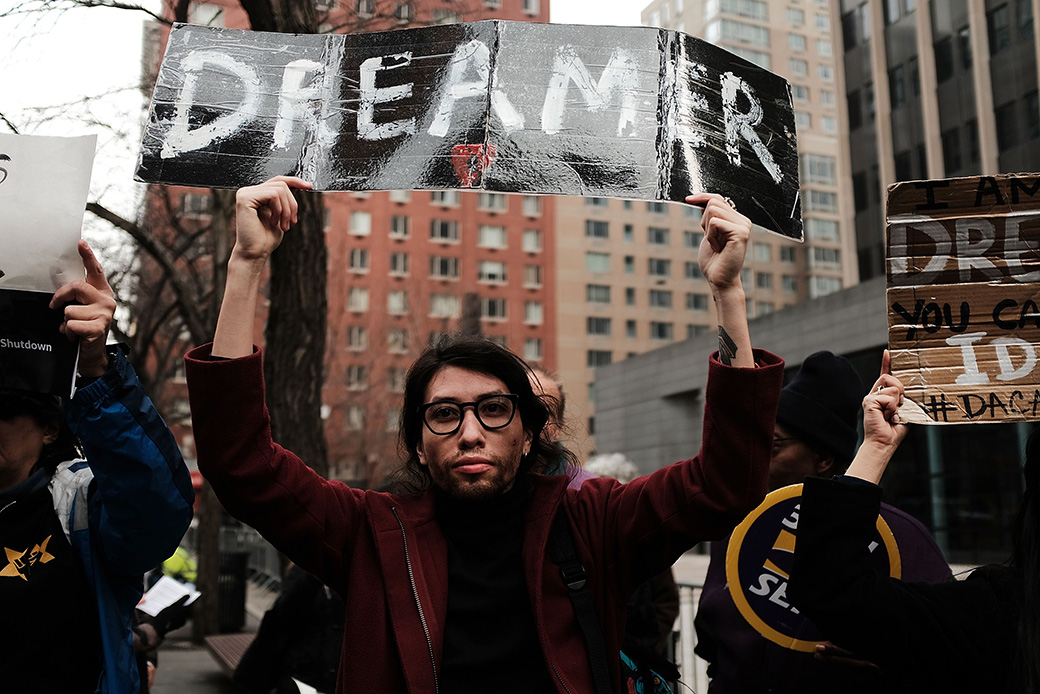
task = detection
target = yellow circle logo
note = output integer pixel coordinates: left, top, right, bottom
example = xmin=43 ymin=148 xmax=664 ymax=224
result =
xmin=725 ymin=484 xmax=900 ymax=652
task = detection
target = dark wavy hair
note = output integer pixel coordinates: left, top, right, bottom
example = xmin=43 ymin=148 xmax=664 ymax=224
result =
xmin=388 ymin=334 xmax=564 ymax=494
xmin=1013 ymin=429 xmax=1040 ymax=693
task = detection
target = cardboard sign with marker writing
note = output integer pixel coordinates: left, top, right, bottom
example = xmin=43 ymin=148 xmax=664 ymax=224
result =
xmin=136 ymin=21 xmax=802 ymax=239
xmin=887 ymin=174 xmax=1040 ymax=423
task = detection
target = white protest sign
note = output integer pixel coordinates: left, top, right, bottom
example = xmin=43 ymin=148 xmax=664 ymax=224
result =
xmin=0 ymin=133 xmax=97 ymax=292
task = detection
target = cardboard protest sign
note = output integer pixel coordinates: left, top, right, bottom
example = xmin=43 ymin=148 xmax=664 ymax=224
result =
xmin=136 ymin=21 xmax=802 ymax=239
xmin=0 ymin=133 xmax=95 ymax=396
xmin=887 ymin=174 xmax=1040 ymax=423
xmin=726 ymin=485 xmax=900 ymax=652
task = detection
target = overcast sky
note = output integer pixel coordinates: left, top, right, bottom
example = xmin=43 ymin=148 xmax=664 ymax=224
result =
xmin=552 ymin=0 xmax=642 ymax=25
xmin=0 ymin=1 xmax=644 ymax=217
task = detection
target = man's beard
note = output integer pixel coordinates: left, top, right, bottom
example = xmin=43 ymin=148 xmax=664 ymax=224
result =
xmin=429 ymin=457 xmax=521 ymax=500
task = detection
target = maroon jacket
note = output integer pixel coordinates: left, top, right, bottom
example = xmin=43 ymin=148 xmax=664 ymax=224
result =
xmin=185 ymin=344 xmax=783 ymax=694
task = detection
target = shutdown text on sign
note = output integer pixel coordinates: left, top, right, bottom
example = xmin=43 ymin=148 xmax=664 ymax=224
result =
xmin=136 ymin=21 xmax=802 ymax=240
xmin=887 ymin=174 xmax=1040 ymax=423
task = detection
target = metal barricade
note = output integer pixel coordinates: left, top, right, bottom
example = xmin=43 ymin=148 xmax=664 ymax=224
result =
xmin=674 ymin=581 xmax=710 ymax=694
xmin=220 ymin=525 xmax=283 ymax=596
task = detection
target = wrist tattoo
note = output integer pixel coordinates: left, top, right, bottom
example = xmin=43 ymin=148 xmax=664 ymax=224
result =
xmin=718 ymin=325 xmax=737 ymax=365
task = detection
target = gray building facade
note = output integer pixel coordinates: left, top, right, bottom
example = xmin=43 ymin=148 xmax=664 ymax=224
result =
xmin=594 ymin=277 xmax=1030 ymax=564
xmin=843 ymin=0 xmax=1040 ymax=281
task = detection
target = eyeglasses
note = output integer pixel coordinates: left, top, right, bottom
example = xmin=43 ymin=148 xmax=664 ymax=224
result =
xmin=771 ymin=436 xmax=798 ymax=455
xmin=420 ymin=393 xmax=519 ymax=436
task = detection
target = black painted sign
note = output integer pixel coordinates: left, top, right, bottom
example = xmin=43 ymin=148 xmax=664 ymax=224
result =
xmin=0 ymin=289 xmax=78 ymax=397
xmin=137 ymin=21 xmax=802 ymax=239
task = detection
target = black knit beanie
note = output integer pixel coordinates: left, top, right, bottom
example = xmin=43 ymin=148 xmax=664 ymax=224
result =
xmin=0 ymin=388 xmax=64 ymax=423
xmin=776 ymin=351 xmax=864 ymax=465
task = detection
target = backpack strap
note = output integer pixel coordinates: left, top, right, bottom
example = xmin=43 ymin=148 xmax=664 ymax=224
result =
xmin=546 ymin=507 xmax=616 ymax=694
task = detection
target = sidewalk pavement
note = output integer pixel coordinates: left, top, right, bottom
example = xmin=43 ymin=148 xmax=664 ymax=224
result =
xmin=150 ymin=640 xmax=240 ymax=694
xmin=150 ymin=581 xmax=275 ymax=694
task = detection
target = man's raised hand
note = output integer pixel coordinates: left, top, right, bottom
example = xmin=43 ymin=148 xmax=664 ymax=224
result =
xmin=213 ymin=176 xmax=311 ymax=359
xmin=689 ymin=192 xmax=751 ymax=293
xmin=232 ymin=176 xmax=312 ymax=266
xmin=687 ymin=192 xmax=754 ymax=367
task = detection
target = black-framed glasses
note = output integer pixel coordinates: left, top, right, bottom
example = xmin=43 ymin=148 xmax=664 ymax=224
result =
xmin=420 ymin=393 xmax=519 ymax=436
xmin=771 ymin=436 xmax=798 ymax=455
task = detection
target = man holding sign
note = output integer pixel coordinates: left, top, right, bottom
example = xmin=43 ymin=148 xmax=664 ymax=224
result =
xmin=185 ymin=176 xmax=783 ymax=693
xmin=783 ymin=173 xmax=1040 ymax=692
xmin=789 ymin=356 xmax=1028 ymax=692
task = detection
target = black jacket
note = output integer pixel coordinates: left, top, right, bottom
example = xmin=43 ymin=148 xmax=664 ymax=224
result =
xmin=235 ymin=566 xmax=345 ymax=694
xmin=790 ymin=476 xmax=1019 ymax=693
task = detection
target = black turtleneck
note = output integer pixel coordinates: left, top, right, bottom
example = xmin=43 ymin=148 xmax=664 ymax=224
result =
xmin=436 ymin=481 xmax=554 ymax=693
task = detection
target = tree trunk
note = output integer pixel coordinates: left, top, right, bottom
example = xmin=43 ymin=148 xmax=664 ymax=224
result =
xmin=191 ymin=188 xmax=235 ymax=642
xmin=263 ymin=192 xmax=329 ymax=478
xmin=459 ymin=292 xmax=482 ymax=336
xmin=192 ymin=482 xmax=222 ymax=642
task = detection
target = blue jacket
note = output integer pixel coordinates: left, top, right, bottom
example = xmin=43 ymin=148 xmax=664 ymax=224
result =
xmin=51 ymin=348 xmax=194 ymax=694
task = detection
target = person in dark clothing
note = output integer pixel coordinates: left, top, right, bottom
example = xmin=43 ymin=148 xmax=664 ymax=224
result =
xmin=790 ymin=352 xmax=1032 ymax=694
xmin=133 ymin=595 xmax=192 ymax=692
xmin=585 ymin=453 xmax=681 ymax=660
xmin=185 ymin=177 xmax=784 ymax=694
xmin=0 ymin=241 xmax=194 ymax=694
xmin=695 ymin=351 xmax=950 ymax=694
xmin=529 ymin=367 xmax=596 ymax=489
xmin=585 ymin=453 xmax=682 ymax=690
xmin=235 ymin=565 xmax=345 ymax=694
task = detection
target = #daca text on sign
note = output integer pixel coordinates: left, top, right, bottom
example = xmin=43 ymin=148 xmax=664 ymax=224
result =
xmin=887 ymin=174 xmax=1040 ymax=423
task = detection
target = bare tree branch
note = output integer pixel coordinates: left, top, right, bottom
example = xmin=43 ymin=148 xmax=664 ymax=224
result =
xmin=0 ymin=0 xmax=172 ymax=24
xmin=85 ymin=200 xmax=210 ymax=343
xmin=0 ymin=113 xmax=20 ymax=134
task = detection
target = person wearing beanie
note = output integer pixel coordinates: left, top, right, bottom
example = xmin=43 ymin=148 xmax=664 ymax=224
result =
xmin=768 ymin=351 xmax=865 ymax=490
xmin=694 ymin=351 xmax=952 ymax=694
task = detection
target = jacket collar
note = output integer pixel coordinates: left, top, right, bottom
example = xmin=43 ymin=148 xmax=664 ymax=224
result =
xmin=364 ymin=473 xmax=572 ymax=692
